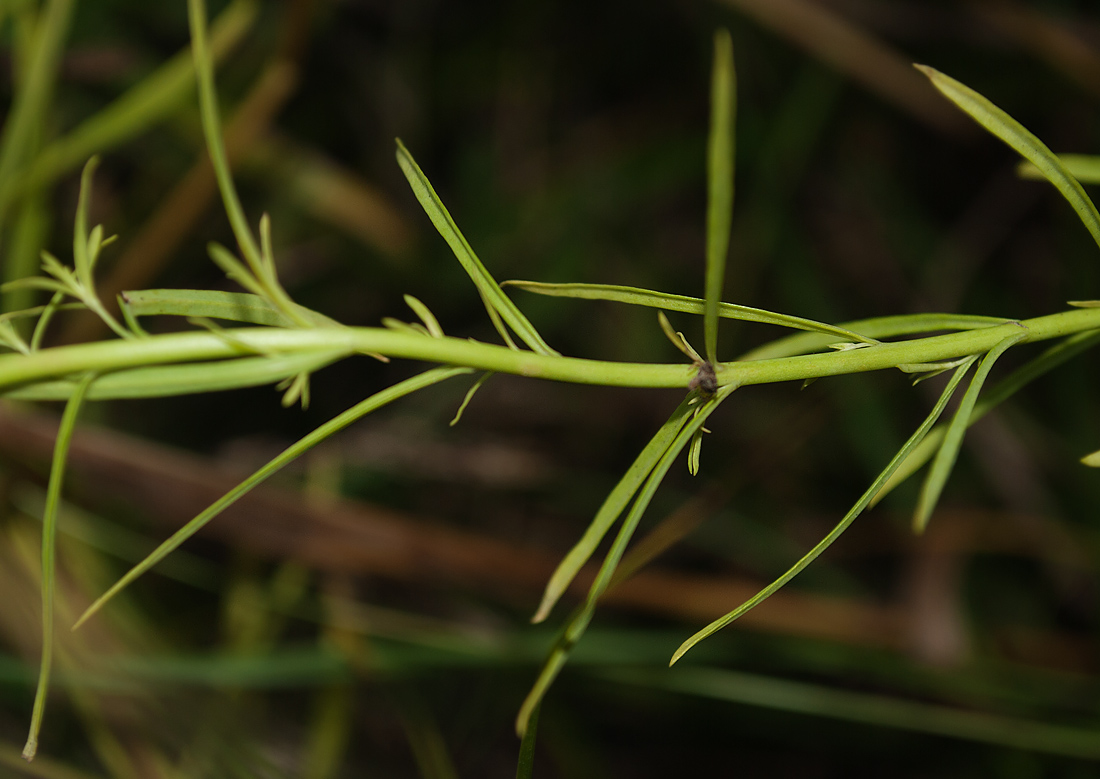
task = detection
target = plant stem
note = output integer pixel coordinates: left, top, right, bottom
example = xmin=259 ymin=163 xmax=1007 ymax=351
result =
xmin=0 ymin=309 xmax=1097 ymax=396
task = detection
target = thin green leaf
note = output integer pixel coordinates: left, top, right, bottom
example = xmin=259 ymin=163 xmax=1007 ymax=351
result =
xmin=518 ymin=389 xmax=730 ymax=735
xmin=657 ymin=311 xmax=704 ymax=363
xmin=30 ymin=291 xmax=67 ymax=351
xmin=704 ymin=29 xmax=735 ymax=365
xmin=687 ymin=428 xmax=703 ymax=475
xmin=913 ymin=329 xmax=1028 ymax=532
xmin=404 ymin=294 xmax=444 ymax=338
xmin=450 ymin=371 xmax=492 ymax=426
xmin=871 ymin=329 xmax=1100 ymax=506
xmin=72 ymin=157 xmax=98 ymax=287
xmin=72 ymin=366 xmax=471 ymax=629
xmin=1081 ymin=449 xmax=1100 ymax=467
xmin=506 ymin=281 xmax=879 ymax=346
xmin=394 ymin=139 xmax=558 ymax=356
xmin=740 ymin=313 xmax=1010 ymax=361
xmin=1018 ymin=154 xmax=1100 ymax=185
xmin=531 ymin=396 xmax=697 ymax=624
xmin=2 ymin=350 xmax=347 ymax=401
xmin=189 ymin=0 xmax=262 ymax=274
xmin=670 ymin=358 xmax=977 ymax=666
xmin=24 ymin=372 xmax=94 ymax=761
xmin=918 ymin=65 xmax=1100 ymax=252
xmin=122 ymin=288 xmax=341 ymax=328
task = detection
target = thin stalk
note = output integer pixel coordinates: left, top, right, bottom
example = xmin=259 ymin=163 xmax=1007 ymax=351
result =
xmin=0 ymin=308 xmax=1098 ymax=396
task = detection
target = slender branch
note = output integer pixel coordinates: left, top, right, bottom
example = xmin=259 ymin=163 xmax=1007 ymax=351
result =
xmin=0 ymin=308 xmax=1097 ymax=396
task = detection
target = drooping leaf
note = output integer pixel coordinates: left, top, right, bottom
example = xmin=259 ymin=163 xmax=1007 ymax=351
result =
xmin=669 ymin=357 xmax=976 ymax=666
xmin=918 ymin=65 xmax=1100 ymax=252
xmin=913 ymin=330 xmax=1027 ymax=532
xmin=24 ymin=372 xmax=94 ymax=761
xmin=73 ymin=366 xmax=471 ymax=629
xmin=519 ymin=389 xmax=731 ymax=735
xmin=531 ymin=396 xmax=696 ymax=624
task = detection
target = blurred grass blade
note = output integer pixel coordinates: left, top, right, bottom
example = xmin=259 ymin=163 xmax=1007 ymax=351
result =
xmin=531 ymin=396 xmax=696 ymax=624
xmin=506 ymin=281 xmax=878 ymax=345
xmin=1082 ymin=448 xmax=1100 ymax=467
xmin=607 ymin=666 xmax=1100 ymax=760
xmin=189 ymin=0 xmax=263 ymax=275
xmin=15 ymin=0 xmax=257 ymax=199
xmin=872 ymin=329 xmax=1100 ymax=505
xmin=519 ymin=389 xmax=731 ymax=735
xmin=515 ymin=702 xmax=539 ymax=778
xmin=913 ymin=330 xmax=1027 ymax=532
xmin=704 ymin=29 xmax=736 ymax=365
xmin=123 ymin=289 xmax=341 ymax=328
xmin=1018 ymin=154 xmax=1100 ymax=185
xmin=24 ymin=373 xmax=94 ymax=762
xmin=72 ymin=366 xmax=471 ymax=629
xmin=918 ymin=65 xmax=1100 ymax=251
xmin=395 ymin=139 xmax=558 ymax=356
xmin=670 ymin=358 xmax=976 ymax=666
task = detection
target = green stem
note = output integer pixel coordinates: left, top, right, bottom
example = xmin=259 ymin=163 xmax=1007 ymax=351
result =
xmin=0 ymin=309 xmax=1098 ymax=395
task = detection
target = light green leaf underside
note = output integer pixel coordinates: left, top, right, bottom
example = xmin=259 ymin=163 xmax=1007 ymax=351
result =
xmin=519 ymin=388 xmax=731 ymax=736
xmin=395 ymin=139 xmax=558 ymax=357
xmin=73 ymin=366 xmax=470 ymax=630
xmin=505 ymin=281 xmax=879 ymax=346
xmin=1018 ymin=155 xmax=1100 ymax=185
xmin=913 ymin=330 xmax=1027 ymax=532
xmin=870 ymin=329 xmax=1100 ymax=506
xmin=2 ymin=350 xmax=346 ymax=401
xmin=704 ymin=29 xmax=735 ymax=365
xmin=123 ymin=289 xmax=341 ymax=328
xmin=918 ymin=65 xmax=1100 ymax=252
xmin=669 ymin=359 xmax=975 ymax=666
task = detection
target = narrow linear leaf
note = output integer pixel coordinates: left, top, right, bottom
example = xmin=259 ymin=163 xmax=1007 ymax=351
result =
xmin=657 ymin=311 xmax=703 ymax=363
xmin=1081 ymin=449 xmax=1100 ymax=467
xmin=395 ymin=139 xmax=558 ymax=356
xmin=24 ymin=372 xmax=94 ymax=761
xmin=918 ymin=65 xmax=1100 ymax=251
xmin=450 ymin=371 xmax=492 ymax=426
xmin=404 ymin=294 xmax=444 ymax=338
xmin=518 ymin=389 xmax=731 ymax=735
xmin=122 ymin=288 xmax=340 ymax=328
xmin=913 ymin=330 xmax=1028 ymax=532
xmin=72 ymin=157 xmax=98 ymax=286
xmin=670 ymin=358 xmax=976 ymax=666
xmin=531 ymin=396 xmax=696 ymax=624
xmin=72 ymin=366 xmax=470 ymax=629
xmin=189 ymin=0 xmax=262 ymax=273
xmin=871 ymin=329 xmax=1100 ymax=506
xmin=704 ymin=28 xmax=735 ymax=365
xmin=506 ymin=281 xmax=879 ymax=346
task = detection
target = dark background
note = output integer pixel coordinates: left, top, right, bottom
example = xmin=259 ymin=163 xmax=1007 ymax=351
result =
xmin=2 ymin=0 xmax=1100 ymax=776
